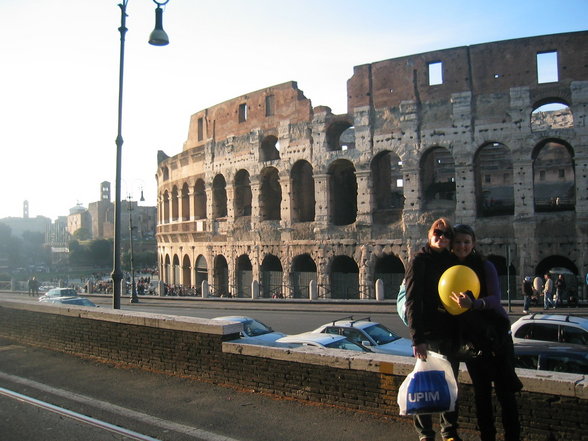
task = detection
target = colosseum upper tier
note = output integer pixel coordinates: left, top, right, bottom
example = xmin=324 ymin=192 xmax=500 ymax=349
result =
xmin=156 ymin=30 xmax=588 ymax=301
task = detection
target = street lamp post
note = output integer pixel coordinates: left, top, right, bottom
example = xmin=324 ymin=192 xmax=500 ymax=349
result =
xmin=112 ymin=0 xmax=170 ymax=309
xmin=128 ymin=195 xmax=138 ymax=303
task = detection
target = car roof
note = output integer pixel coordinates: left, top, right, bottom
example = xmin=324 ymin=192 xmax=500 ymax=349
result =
xmin=317 ymin=316 xmax=379 ymax=330
xmin=514 ymin=314 xmax=588 ymax=328
xmin=277 ymin=332 xmax=348 ymax=345
xmin=211 ymin=316 xmax=253 ymax=323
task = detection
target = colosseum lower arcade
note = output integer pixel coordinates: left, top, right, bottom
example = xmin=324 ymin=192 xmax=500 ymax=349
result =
xmin=155 ymin=31 xmax=588 ymax=303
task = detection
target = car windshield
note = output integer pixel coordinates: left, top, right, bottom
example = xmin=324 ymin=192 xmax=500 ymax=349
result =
xmin=363 ymin=324 xmax=401 ymax=345
xmin=243 ymin=320 xmax=273 ymax=337
xmin=325 ymin=339 xmax=368 ymax=351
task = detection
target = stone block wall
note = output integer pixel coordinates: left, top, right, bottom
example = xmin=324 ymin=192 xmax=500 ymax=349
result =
xmin=0 ymin=299 xmax=586 ymax=440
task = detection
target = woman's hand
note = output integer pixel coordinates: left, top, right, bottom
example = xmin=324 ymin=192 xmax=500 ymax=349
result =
xmin=413 ymin=343 xmax=428 ymax=360
xmin=450 ymin=291 xmax=473 ymax=309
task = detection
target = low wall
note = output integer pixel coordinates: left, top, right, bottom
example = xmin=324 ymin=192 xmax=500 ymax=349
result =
xmin=0 ymin=299 xmax=586 ymax=441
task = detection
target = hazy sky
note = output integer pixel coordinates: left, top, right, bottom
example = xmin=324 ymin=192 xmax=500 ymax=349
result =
xmin=0 ymin=0 xmax=586 ymax=221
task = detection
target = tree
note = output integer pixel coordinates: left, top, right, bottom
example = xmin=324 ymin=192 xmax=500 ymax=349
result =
xmin=73 ymin=228 xmax=91 ymax=241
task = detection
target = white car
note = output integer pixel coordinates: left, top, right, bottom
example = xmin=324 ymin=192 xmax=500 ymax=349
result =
xmin=312 ymin=317 xmax=413 ymax=356
xmin=511 ymin=313 xmax=588 ymax=346
xmin=276 ymin=332 xmax=371 ymax=352
xmin=39 ymin=296 xmax=98 ymax=307
xmin=212 ymin=316 xmax=286 ymax=345
xmin=38 ymin=287 xmax=78 ymax=301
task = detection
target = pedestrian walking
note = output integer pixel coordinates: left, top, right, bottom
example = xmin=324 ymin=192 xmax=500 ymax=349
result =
xmin=522 ymin=277 xmax=533 ymax=314
xmin=554 ymin=274 xmax=566 ymax=307
xmin=543 ymin=273 xmax=554 ymax=309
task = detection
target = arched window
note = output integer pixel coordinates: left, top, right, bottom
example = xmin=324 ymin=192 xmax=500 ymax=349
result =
xmin=195 ymin=255 xmax=208 ymax=291
xmin=182 ymin=254 xmax=191 ymax=288
xmin=194 ymin=179 xmax=207 ymax=220
xmin=531 ymin=100 xmax=573 ymax=132
xmin=474 ymin=142 xmax=514 ymax=217
xmin=212 ymin=174 xmax=228 ymax=219
xmin=291 ymin=254 xmax=317 ymax=299
xmin=171 ymin=186 xmax=179 ymax=221
xmin=261 ymin=255 xmax=283 ymax=298
xmin=213 ymin=255 xmax=229 ymax=297
xmin=290 ymin=160 xmax=315 ymax=223
xmin=374 ymin=255 xmax=405 ymax=299
xmin=260 ymin=135 xmax=280 ymax=162
xmin=326 ymin=121 xmax=355 ymax=151
xmin=421 ymin=147 xmax=456 ymax=210
xmin=234 ymin=169 xmax=252 ymax=218
xmin=329 ymin=159 xmax=357 ymax=226
xmin=236 ymin=255 xmax=253 ymax=298
xmin=330 ymin=256 xmax=359 ymax=299
xmin=259 ymin=167 xmax=281 ymax=221
xmin=181 ymin=183 xmax=190 ymax=221
xmin=162 ymin=190 xmax=170 ymax=223
xmin=533 ymin=139 xmax=575 ymax=212
xmin=371 ymin=151 xmax=404 ymax=224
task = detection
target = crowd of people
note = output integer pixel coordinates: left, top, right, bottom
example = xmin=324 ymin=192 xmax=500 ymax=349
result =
xmin=404 ymin=218 xmax=522 ymax=441
xmin=521 ymin=272 xmax=576 ymax=313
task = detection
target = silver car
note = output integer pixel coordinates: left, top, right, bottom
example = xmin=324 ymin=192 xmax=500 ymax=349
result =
xmin=312 ymin=317 xmax=413 ymax=356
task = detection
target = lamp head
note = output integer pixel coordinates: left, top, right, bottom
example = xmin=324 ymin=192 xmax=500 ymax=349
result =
xmin=148 ymin=5 xmax=169 ymax=46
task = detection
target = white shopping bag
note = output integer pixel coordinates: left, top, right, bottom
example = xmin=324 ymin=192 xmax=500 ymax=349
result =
xmin=397 ymin=351 xmax=458 ymax=415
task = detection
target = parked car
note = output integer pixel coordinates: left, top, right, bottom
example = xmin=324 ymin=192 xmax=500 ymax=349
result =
xmin=39 ymin=296 xmax=98 ymax=307
xmin=276 ymin=332 xmax=371 ymax=352
xmin=311 ymin=316 xmax=413 ymax=356
xmin=511 ymin=314 xmax=588 ymax=346
xmin=211 ymin=316 xmax=286 ymax=344
xmin=38 ymin=288 xmax=78 ymax=301
xmin=513 ymin=343 xmax=588 ymax=375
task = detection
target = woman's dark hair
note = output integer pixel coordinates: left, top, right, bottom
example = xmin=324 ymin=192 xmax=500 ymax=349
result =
xmin=453 ymin=224 xmax=476 ymax=242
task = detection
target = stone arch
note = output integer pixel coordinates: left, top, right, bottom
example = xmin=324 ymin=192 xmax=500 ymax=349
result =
xmin=163 ymin=254 xmax=171 ymax=284
xmin=374 ymin=254 xmax=405 ymax=299
xmin=260 ymin=135 xmax=280 ymax=162
xmin=371 ymin=150 xmax=404 ymax=224
xmin=213 ymin=255 xmax=229 ymax=297
xmin=212 ymin=174 xmax=228 ymax=219
xmin=171 ymin=186 xmax=179 ymax=221
xmin=535 ymin=255 xmax=579 ymax=303
xmin=259 ymin=167 xmax=281 ymax=221
xmin=532 ymin=139 xmax=575 ymax=212
xmin=181 ymin=182 xmax=190 ymax=221
xmin=162 ymin=190 xmax=170 ymax=223
xmin=474 ymin=142 xmax=514 ymax=217
xmin=194 ymin=179 xmax=207 ymax=220
xmin=531 ymin=99 xmax=573 ymax=132
xmin=182 ymin=254 xmax=191 ymax=287
xmin=330 ymin=255 xmax=359 ymax=299
xmin=236 ymin=254 xmax=253 ymax=297
xmin=328 ymin=159 xmax=357 ymax=226
xmin=326 ymin=119 xmax=355 ymax=151
xmin=291 ymin=253 xmax=317 ymax=299
xmin=290 ymin=160 xmax=315 ymax=223
xmin=260 ymin=254 xmax=283 ymax=298
xmin=234 ymin=169 xmax=252 ymax=218
xmin=420 ymin=146 xmax=456 ymax=210
xmin=195 ymin=254 xmax=208 ymax=291
xmin=172 ymin=254 xmax=180 ymax=285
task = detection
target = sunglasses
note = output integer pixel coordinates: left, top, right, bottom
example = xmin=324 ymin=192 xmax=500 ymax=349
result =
xmin=433 ymin=229 xmax=453 ymax=239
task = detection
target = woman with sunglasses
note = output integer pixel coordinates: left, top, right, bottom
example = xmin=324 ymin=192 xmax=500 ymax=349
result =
xmin=450 ymin=224 xmax=522 ymax=441
xmin=404 ymin=217 xmax=463 ymax=441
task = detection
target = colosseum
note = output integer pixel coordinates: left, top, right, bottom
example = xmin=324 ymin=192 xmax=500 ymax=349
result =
xmin=155 ymin=30 xmax=588 ymax=303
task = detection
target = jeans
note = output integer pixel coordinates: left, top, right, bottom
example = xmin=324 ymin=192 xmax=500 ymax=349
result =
xmin=544 ymin=291 xmax=554 ymax=309
xmin=523 ymin=296 xmax=531 ymax=312
xmin=413 ymin=341 xmax=460 ymax=440
xmin=466 ymin=340 xmax=521 ymax=441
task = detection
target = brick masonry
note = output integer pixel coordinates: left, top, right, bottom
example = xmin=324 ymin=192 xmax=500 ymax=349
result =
xmin=0 ymin=300 xmax=586 ymax=440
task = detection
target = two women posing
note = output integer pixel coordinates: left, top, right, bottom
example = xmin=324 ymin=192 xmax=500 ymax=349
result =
xmin=404 ymin=218 xmax=522 ymax=441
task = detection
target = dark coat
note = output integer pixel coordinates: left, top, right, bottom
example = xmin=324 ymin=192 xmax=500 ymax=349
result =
xmin=405 ymin=245 xmax=458 ymax=350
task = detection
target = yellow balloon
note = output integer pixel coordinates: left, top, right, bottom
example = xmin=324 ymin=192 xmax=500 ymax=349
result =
xmin=438 ymin=265 xmax=481 ymax=315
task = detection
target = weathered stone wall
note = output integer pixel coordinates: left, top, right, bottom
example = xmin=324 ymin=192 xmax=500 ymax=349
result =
xmin=156 ymin=31 xmax=588 ymax=301
xmin=0 ymin=300 xmax=586 ymax=441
